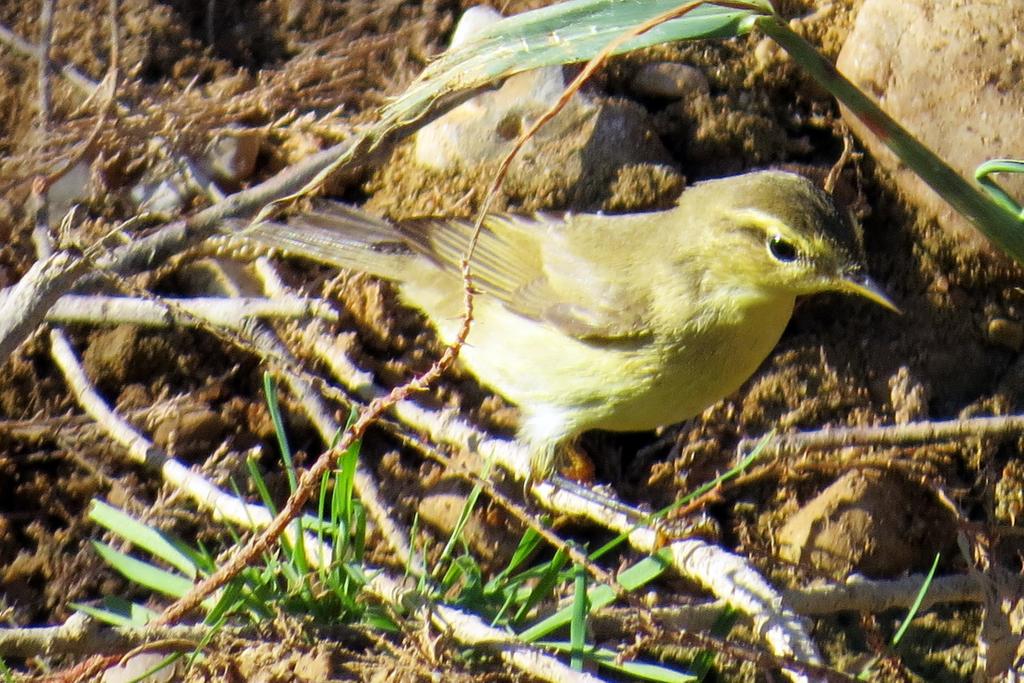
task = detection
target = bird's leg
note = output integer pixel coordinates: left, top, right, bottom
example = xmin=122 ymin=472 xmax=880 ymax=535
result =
xmin=557 ymin=439 xmax=596 ymax=483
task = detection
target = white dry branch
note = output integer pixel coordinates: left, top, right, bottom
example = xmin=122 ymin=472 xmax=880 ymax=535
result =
xmin=0 ymin=252 xmax=91 ymax=361
xmin=0 ymin=613 xmax=250 ymax=658
xmin=45 ymin=293 xmax=338 ymax=329
xmin=523 ymin=476 xmax=823 ymax=676
xmin=737 ymin=416 xmax=1024 ymax=454
xmin=786 ymin=572 xmax=982 ymax=615
xmin=592 ymin=573 xmax=984 ymax=637
xmin=47 ymin=264 xmax=420 ymax=575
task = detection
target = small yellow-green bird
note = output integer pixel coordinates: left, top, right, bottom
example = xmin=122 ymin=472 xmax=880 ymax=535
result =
xmin=246 ymin=171 xmax=896 ymax=477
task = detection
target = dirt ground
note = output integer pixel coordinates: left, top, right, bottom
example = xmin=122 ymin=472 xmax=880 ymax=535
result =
xmin=1 ymin=0 xmax=1021 ymax=680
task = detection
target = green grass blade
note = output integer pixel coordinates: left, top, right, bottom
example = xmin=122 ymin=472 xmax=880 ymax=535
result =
xmin=204 ymin=580 xmax=246 ymax=626
xmin=89 ymin=500 xmax=200 ymax=579
xmin=513 ymin=547 xmax=570 ymax=624
xmin=975 ymin=159 xmax=1024 ymax=217
xmin=892 ymin=553 xmax=940 ymax=647
xmin=72 ymin=598 xmax=158 ymax=627
xmin=317 ymin=468 xmax=332 ymax=582
xmin=856 ymin=554 xmax=940 ymax=680
xmin=91 ymin=541 xmax=196 ymax=599
xmin=263 ymin=372 xmax=297 ymax=492
xmin=519 ymin=549 xmax=671 ymax=642
xmin=245 ymin=454 xmax=277 ymax=516
xmin=352 ymin=502 xmax=367 ymax=564
xmin=569 ymin=563 xmax=588 ymax=671
xmin=485 ymin=526 xmax=544 ymax=596
xmin=335 ymin=407 xmax=361 ymax=526
xmin=435 ymin=480 xmax=485 ymax=576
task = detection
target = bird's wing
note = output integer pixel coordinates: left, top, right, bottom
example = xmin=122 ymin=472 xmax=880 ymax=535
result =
xmin=399 ymin=213 xmax=652 ymax=340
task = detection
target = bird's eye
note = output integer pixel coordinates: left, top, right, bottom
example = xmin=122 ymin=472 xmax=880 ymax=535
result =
xmin=767 ymin=235 xmax=799 ymax=263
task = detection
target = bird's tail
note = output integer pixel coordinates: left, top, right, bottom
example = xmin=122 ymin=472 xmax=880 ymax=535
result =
xmin=238 ymin=201 xmax=414 ymax=279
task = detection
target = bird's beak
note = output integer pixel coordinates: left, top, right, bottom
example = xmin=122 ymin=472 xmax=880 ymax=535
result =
xmin=838 ymin=272 xmax=901 ymax=313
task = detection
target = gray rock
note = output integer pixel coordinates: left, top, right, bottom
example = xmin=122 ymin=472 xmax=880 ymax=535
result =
xmin=631 ymin=62 xmax=709 ymax=100
xmin=202 ymin=126 xmax=264 ymax=185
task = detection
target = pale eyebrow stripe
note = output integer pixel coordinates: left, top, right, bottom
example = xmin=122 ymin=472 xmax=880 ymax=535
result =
xmin=726 ymin=208 xmax=791 ymax=235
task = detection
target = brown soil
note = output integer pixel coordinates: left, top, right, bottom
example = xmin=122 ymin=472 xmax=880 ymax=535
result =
xmin=0 ymin=0 xmax=1018 ymax=681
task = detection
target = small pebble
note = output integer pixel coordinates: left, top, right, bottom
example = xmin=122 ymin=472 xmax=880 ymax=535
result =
xmin=450 ymin=5 xmax=502 ymax=47
xmin=153 ymin=407 xmax=228 ymax=458
xmin=46 ymin=159 xmax=91 ymax=221
xmin=631 ymin=62 xmax=709 ymax=99
xmin=101 ymin=653 xmax=177 ymax=682
xmin=204 ymin=127 xmax=264 ymax=184
xmin=753 ymin=37 xmax=782 ymax=67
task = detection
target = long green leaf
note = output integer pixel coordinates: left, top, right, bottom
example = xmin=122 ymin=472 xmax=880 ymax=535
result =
xmin=381 ymin=1 xmax=770 ymax=133
xmin=569 ymin=564 xmax=588 ymax=671
xmin=89 ymin=500 xmax=199 ymax=580
xmin=72 ymin=597 xmax=158 ymax=627
xmin=91 ymin=541 xmax=195 ymax=598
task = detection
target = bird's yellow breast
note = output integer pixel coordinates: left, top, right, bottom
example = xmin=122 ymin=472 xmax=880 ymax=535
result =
xmin=587 ymin=292 xmax=796 ymax=432
xmin=422 ymin=286 xmax=795 ymax=441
